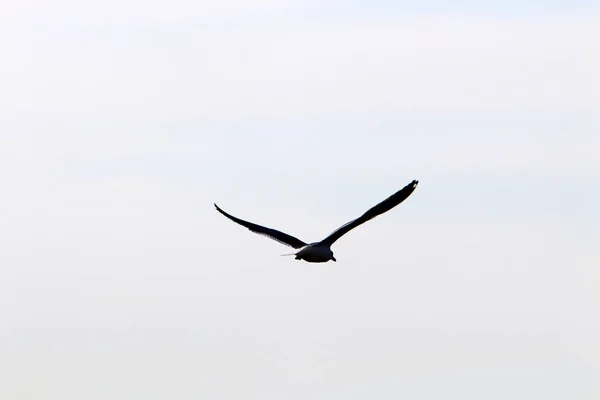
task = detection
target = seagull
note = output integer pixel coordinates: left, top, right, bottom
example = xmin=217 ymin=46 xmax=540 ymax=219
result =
xmin=214 ymin=179 xmax=418 ymax=263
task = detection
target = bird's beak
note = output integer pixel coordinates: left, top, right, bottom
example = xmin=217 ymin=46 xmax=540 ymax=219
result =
xmin=332 ymin=257 xmax=336 ymax=262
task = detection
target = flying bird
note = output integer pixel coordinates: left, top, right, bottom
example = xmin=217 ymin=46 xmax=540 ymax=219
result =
xmin=214 ymin=179 xmax=418 ymax=263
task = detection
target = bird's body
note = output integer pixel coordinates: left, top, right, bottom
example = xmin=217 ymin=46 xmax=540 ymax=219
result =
xmin=214 ymin=179 xmax=418 ymax=263
xmin=294 ymin=243 xmax=336 ymax=263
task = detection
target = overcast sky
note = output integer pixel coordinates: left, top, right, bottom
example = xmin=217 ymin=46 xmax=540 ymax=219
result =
xmin=1 ymin=1 xmax=599 ymax=399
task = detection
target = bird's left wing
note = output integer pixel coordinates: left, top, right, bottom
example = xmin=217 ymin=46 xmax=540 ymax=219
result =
xmin=319 ymin=180 xmax=419 ymax=246
xmin=214 ymin=204 xmax=308 ymax=249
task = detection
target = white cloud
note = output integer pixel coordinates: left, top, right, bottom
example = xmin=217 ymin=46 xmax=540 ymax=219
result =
xmin=2 ymin=0 xmax=312 ymax=22
xmin=1 ymin=13 xmax=598 ymax=118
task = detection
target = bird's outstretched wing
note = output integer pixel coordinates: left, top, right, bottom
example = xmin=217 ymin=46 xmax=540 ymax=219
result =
xmin=214 ymin=204 xmax=308 ymax=249
xmin=318 ymin=180 xmax=419 ymax=246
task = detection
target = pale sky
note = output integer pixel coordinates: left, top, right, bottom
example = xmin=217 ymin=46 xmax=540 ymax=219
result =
xmin=1 ymin=1 xmax=599 ymax=399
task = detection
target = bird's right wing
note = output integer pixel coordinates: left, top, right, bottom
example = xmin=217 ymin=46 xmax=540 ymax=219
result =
xmin=214 ymin=204 xmax=308 ymax=249
xmin=319 ymin=180 xmax=419 ymax=246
